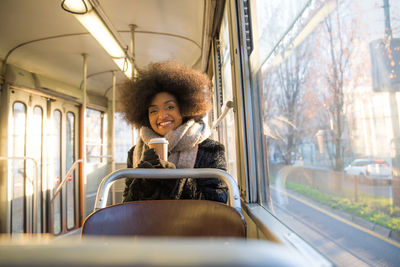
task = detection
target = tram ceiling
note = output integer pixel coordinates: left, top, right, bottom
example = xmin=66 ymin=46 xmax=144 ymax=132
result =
xmin=0 ymin=0 xmax=205 ymax=98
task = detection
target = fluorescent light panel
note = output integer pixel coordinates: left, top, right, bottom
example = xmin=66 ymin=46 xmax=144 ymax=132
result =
xmin=77 ymin=12 xmax=125 ymax=58
xmin=64 ymin=0 xmax=132 ymax=78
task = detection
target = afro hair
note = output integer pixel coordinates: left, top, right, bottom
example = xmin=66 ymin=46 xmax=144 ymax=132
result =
xmin=119 ymin=61 xmax=212 ymax=128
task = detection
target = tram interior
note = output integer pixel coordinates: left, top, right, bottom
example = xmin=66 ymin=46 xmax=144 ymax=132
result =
xmin=2 ymin=0 xmax=376 ymax=266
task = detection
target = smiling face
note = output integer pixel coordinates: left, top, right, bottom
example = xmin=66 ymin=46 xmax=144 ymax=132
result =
xmin=148 ymin=92 xmax=183 ymax=136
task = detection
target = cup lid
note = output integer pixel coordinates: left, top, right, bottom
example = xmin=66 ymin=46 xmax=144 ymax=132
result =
xmin=149 ymin=137 xmax=169 ymax=144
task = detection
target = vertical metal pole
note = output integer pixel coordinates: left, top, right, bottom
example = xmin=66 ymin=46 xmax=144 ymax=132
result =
xmin=111 ymin=71 xmax=116 ymax=172
xmin=129 ymin=24 xmax=138 ymax=148
xmin=81 ymin=54 xmax=88 ymax=221
xmin=32 ymin=158 xmax=38 ymax=233
xmin=111 ymin=71 xmax=116 ymax=204
xmin=129 ymin=24 xmax=137 ymax=79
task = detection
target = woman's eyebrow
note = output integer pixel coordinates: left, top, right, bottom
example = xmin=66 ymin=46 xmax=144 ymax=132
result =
xmin=149 ymin=99 xmax=176 ymax=108
xmin=164 ymin=100 xmax=176 ymax=105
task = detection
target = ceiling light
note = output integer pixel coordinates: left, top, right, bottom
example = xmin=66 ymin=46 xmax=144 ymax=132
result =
xmin=75 ymin=11 xmax=125 ymax=58
xmin=61 ymin=0 xmax=90 ymax=14
xmin=63 ymin=0 xmax=133 ymax=78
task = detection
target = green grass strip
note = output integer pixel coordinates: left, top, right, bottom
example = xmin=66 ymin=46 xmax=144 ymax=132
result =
xmin=285 ymin=181 xmax=400 ymax=232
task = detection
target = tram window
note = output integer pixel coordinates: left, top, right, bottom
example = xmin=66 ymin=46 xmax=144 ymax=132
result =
xmin=32 ymin=106 xmax=43 ymax=233
xmin=11 ymin=102 xmax=26 ymax=233
xmin=250 ymin=0 xmax=309 ymax=67
xmin=219 ymin=5 xmax=237 ymax=180
xmin=86 ymin=108 xmax=104 ymax=163
xmin=66 ymin=112 xmax=75 ymax=229
xmin=249 ymin=0 xmax=400 ymax=264
xmin=114 ymin=112 xmax=134 ymax=163
xmin=51 ymin=110 xmax=62 ymax=235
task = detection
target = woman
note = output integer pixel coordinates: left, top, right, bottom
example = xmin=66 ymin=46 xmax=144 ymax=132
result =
xmin=119 ymin=61 xmax=228 ymax=203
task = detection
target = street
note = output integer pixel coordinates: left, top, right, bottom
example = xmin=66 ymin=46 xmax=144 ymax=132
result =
xmin=271 ymin=187 xmax=400 ymax=266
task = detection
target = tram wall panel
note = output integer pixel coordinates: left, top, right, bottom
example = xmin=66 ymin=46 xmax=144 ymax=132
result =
xmin=242 ymin=207 xmax=271 ymax=241
xmin=5 ymin=64 xmax=109 ymax=108
xmin=0 ymin=83 xmax=10 ymax=233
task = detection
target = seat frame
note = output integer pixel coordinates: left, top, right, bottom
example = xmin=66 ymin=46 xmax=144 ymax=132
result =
xmin=83 ymin=169 xmax=245 ymax=238
xmin=82 ymin=199 xmax=246 ymax=237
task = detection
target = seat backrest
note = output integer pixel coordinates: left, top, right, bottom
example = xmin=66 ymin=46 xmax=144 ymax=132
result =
xmin=82 ymin=200 xmax=246 ymax=238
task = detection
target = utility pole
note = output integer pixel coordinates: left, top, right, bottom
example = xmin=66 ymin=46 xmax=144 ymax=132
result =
xmin=383 ymin=0 xmax=400 ymax=207
xmin=383 ymin=0 xmax=392 ymax=38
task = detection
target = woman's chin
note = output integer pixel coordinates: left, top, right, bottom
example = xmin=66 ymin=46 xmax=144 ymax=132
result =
xmin=156 ymin=127 xmax=171 ymax=136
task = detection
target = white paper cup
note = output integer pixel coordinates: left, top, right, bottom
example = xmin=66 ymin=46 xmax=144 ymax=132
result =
xmin=149 ymin=138 xmax=169 ymax=161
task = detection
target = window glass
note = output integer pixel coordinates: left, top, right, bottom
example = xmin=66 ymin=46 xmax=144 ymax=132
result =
xmin=114 ymin=112 xmax=133 ymax=163
xmin=250 ymin=0 xmax=400 ymax=264
xmin=210 ymin=75 xmax=220 ymax=141
xmin=86 ymin=108 xmax=103 ymax=163
xmin=51 ymin=110 xmax=62 ymax=235
xmin=32 ymin=106 xmax=43 ymax=233
xmin=66 ymin=112 xmax=75 ymax=229
xmin=11 ymin=102 xmax=26 ymax=233
xmin=251 ymin=0 xmax=310 ymax=69
xmin=219 ymin=5 xmax=237 ymax=180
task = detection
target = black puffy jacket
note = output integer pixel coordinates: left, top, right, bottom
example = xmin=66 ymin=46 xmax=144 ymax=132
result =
xmin=122 ymin=138 xmax=228 ymax=203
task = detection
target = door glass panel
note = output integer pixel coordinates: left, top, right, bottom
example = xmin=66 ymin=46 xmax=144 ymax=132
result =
xmin=11 ymin=102 xmax=26 ymax=233
xmin=51 ymin=110 xmax=62 ymax=234
xmin=32 ymin=106 xmax=43 ymax=232
xmin=66 ymin=112 xmax=75 ymax=229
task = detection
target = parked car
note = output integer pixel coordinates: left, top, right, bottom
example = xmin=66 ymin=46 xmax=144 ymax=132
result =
xmin=344 ymin=159 xmax=392 ymax=180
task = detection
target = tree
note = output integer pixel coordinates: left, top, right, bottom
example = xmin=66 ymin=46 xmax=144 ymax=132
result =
xmin=309 ymin=0 xmax=354 ymax=172
xmin=275 ymin=45 xmax=311 ymax=164
xmin=261 ymin=42 xmax=311 ymax=165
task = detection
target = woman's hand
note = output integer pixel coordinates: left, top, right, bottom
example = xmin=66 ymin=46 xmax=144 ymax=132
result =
xmin=137 ymin=148 xmax=176 ymax=169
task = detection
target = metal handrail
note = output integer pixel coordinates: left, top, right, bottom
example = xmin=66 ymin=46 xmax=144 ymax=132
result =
xmin=212 ymin=100 xmax=234 ymax=129
xmin=51 ymin=154 xmax=113 ymax=201
xmin=51 ymin=159 xmax=83 ymax=202
xmin=50 ymin=158 xmax=83 ymax=235
xmin=51 ymin=154 xmax=113 ymax=211
xmin=51 ymin=155 xmax=113 ymax=202
xmin=94 ymin=168 xmax=241 ymax=211
xmin=0 ymin=156 xmax=39 ymax=233
xmin=87 ymin=155 xmax=112 ymax=159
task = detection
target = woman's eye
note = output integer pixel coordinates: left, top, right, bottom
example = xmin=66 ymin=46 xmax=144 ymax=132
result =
xmin=149 ymin=109 xmax=158 ymax=114
xmin=167 ymin=105 xmax=175 ymax=110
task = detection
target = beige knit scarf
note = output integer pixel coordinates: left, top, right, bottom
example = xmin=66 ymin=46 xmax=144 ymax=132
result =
xmin=132 ymin=119 xmax=211 ymax=168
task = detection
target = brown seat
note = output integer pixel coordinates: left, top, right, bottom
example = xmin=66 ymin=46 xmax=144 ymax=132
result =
xmin=82 ymin=200 xmax=246 ymax=238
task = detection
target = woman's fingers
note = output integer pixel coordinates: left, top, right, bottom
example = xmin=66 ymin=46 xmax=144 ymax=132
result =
xmin=137 ymin=160 xmax=154 ymax=168
xmin=157 ymin=159 xmax=176 ymax=169
xmin=142 ymin=148 xmax=160 ymax=165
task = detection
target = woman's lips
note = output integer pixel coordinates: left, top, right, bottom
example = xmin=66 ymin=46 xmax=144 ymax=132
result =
xmin=158 ymin=121 xmax=173 ymax=127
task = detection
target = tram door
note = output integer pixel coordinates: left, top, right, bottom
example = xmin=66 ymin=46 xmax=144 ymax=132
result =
xmin=8 ymin=88 xmax=80 ymax=234
xmin=48 ymin=100 xmax=80 ymax=235
xmin=9 ymin=88 xmax=47 ymax=233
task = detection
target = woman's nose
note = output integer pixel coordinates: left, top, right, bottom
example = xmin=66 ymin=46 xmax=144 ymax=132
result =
xmin=158 ymin=109 xmax=168 ymax=119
